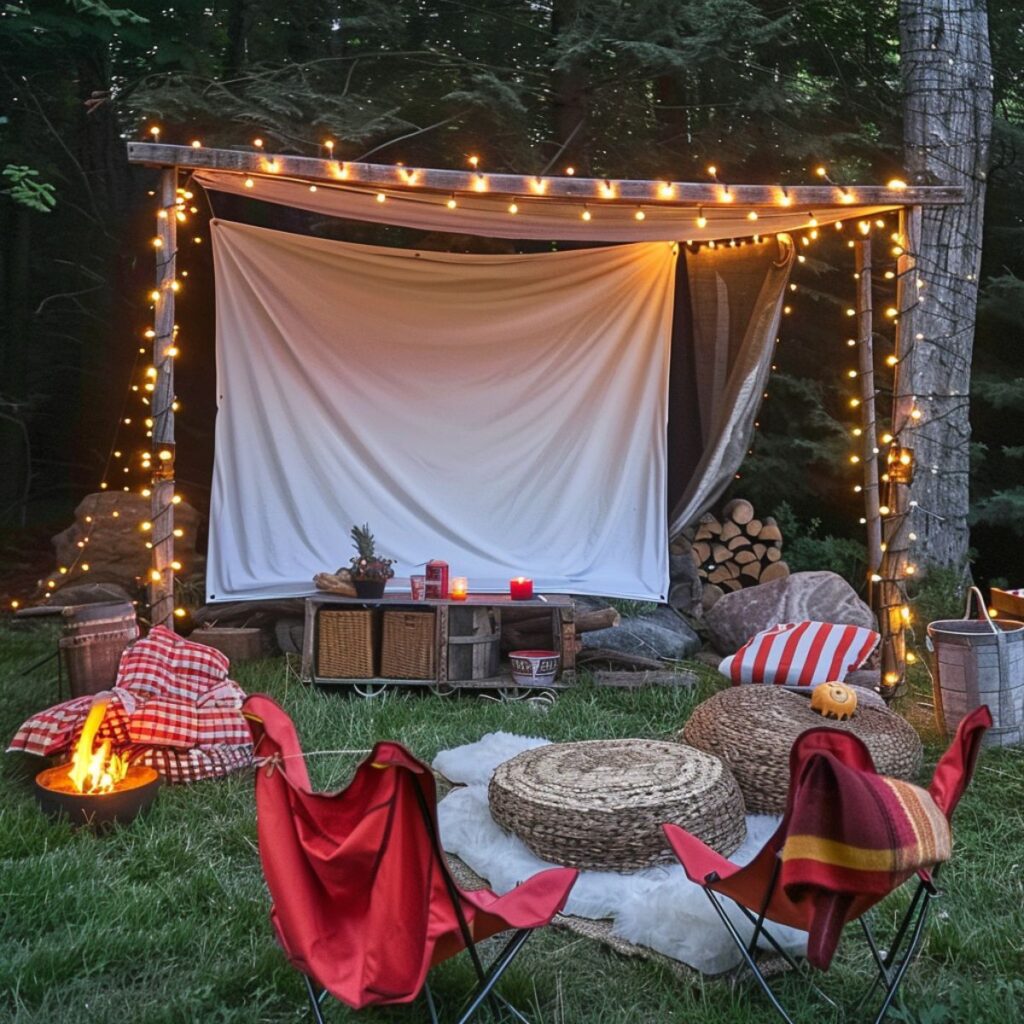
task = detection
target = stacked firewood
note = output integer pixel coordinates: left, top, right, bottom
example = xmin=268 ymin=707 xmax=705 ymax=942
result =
xmin=690 ymin=499 xmax=788 ymax=598
xmin=501 ymin=605 xmax=619 ymax=653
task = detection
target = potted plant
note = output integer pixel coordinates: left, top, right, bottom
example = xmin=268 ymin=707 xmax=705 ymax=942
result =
xmin=348 ymin=523 xmax=395 ymax=598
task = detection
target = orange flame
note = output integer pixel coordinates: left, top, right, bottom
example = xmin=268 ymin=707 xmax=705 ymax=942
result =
xmin=67 ymin=696 xmax=130 ymax=794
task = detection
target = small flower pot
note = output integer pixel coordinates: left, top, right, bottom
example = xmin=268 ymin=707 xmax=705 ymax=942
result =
xmin=353 ymin=578 xmax=387 ymax=599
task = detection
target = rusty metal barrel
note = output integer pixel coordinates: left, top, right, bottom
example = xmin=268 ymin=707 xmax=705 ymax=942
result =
xmin=59 ymin=602 xmax=139 ymax=697
xmin=928 ymin=587 xmax=1024 ymax=748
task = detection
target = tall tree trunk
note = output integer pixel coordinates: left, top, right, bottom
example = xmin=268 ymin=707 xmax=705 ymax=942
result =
xmin=898 ymin=1 xmax=992 ymax=569
xmin=550 ymin=0 xmax=588 ymax=171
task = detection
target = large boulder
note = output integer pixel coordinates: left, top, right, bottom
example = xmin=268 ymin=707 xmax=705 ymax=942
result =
xmin=704 ymin=570 xmax=876 ymax=655
xmin=49 ymin=491 xmax=201 ymax=593
xmin=581 ymin=605 xmax=701 ymax=661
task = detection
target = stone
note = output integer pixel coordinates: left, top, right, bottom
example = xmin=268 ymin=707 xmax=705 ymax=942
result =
xmin=704 ymin=570 xmax=877 ymax=655
xmin=49 ymin=492 xmax=201 ymax=594
xmin=668 ymin=546 xmax=703 ymax=616
xmin=581 ymin=604 xmax=701 ymax=661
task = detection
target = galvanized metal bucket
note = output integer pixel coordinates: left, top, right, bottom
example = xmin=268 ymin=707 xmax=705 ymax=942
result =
xmin=927 ymin=587 xmax=1024 ymax=747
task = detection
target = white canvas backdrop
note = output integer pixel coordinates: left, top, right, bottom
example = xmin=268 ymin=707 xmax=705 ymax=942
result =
xmin=207 ymin=220 xmax=677 ymax=602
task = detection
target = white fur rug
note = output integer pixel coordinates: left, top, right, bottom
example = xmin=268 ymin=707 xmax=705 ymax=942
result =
xmin=434 ymin=732 xmax=807 ymax=975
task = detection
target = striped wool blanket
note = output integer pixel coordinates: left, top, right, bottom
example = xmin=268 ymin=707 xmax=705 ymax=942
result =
xmin=779 ymin=733 xmax=951 ymax=969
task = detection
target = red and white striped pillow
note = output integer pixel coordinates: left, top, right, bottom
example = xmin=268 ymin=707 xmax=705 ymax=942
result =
xmin=719 ymin=621 xmax=879 ymax=687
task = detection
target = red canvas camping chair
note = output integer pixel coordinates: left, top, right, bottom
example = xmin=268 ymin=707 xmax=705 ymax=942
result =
xmin=243 ymin=695 xmax=578 ymax=1024
xmin=663 ymin=705 xmax=991 ymax=1024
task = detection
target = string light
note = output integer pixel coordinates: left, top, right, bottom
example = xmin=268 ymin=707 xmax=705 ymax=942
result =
xmin=634 ymin=208 xmax=646 ymax=221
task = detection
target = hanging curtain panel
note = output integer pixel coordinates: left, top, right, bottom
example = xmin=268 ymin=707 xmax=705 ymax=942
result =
xmin=668 ymin=237 xmax=796 ymax=535
xmin=207 ymin=221 xmax=677 ymax=602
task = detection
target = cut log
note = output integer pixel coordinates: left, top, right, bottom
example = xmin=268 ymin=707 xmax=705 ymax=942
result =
xmin=760 ymin=561 xmax=790 ymax=582
xmin=722 ymin=498 xmax=754 ymax=525
xmin=752 ymin=543 xmax=767 ymax=559
xmin=719 ymin=521 xmax=741 ymax=541
xmin=509 ymin=607 xmax=618 ymax=636
xmin=765 ymin=547 xmax=782 ymax=562
xmin=727 ymin=535 xmax=752 ymax=551
xmin=692 ymin=540 xmax=712 ymax=565
xmin=733 ymin=549 xmax=757 ymax=565
xmin=712 ymin=543 xmax=731 ymax=564
xmin=745 ymin=518 xmax=762 ymax=536
xmin=759 ymin=518 xmax=783 ymax=543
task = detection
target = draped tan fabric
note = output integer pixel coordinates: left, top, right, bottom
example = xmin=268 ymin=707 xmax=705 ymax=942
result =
xmin=207 ymin=221 xmax=677 ymax=602
xmin=668 ymin=236 xmax=796 ymax=535
xmin=194 ymin=169 xmax=894 ymax=244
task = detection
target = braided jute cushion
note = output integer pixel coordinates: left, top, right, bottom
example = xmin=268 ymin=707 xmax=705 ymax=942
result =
xmin=488 ymin=739 xmax=746 ymax=871
xmin=681 ymin=686 xmax=924 ymax=815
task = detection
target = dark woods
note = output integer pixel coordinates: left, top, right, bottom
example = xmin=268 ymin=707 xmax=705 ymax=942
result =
xmin=0 ymin=1 xmax=1021 ymax=586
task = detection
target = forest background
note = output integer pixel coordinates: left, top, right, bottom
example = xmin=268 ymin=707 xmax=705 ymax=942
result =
xmin=0 ymin=0 xmax=1021 ymax=606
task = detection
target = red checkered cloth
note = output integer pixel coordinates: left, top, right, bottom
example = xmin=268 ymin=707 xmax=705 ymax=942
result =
xmin=123 ymin=743 xmax=254 ymax=784
xmin=7 ymin=625 xmax=252 ymax=782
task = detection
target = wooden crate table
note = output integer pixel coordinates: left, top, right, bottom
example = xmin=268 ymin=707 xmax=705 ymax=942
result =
xmin=301 ymin=593 xmax=576 ymax=691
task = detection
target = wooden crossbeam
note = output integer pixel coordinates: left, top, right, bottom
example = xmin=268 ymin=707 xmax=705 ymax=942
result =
xmin=127 ymin=143 xmax=963 ymax=207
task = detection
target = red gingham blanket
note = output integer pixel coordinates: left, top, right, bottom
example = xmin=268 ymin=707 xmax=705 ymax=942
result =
xmin=7 ymin=626 xmax=253 ymax=783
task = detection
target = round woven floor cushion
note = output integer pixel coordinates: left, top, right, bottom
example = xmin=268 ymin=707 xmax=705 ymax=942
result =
xmin=488 ymin=738 xmax=746 ymax=871
xmin=681 ymin=686 xmax=924 ymax=814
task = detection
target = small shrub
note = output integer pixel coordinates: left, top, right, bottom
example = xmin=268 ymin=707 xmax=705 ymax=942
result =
xmin=772 ymin=502 xmax=867 ymax=587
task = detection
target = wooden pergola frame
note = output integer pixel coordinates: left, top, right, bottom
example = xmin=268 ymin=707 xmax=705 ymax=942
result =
xmin=127 ymin=142 xmax=962 ymax=694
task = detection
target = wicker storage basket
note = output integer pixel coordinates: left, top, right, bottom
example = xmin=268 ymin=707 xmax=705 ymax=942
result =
xmin=381 ymin=610 xmax=436 ymax=679
xmin=928 ymin=587 xmax=1024 ymax=747
xmin=189 ymin=627 xmax=263 ymax=663
xmin=488 ymin=738 xmax=746 ymax=871
xmin=316 ymin=609 xmax=377 ymax=679
xmin=682 ymin=686 xmax=923 ymax=814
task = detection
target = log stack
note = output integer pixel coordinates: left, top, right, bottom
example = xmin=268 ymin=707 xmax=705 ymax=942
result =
xmin=689 ymin=499 xmax=789 ymax=604
xmin=501 ymin=604 xmax=619 ymax=653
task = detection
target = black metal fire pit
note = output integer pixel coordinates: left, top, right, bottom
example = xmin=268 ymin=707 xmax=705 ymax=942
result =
xmin=35 ymin=764 xmax=161 ymax=829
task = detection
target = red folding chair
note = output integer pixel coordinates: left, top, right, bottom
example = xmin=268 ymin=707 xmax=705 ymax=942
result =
xmin=663 ymin=705 xmax=991 ymax=1024
xmin=243 ymin=695 xmax=577 ymax=1024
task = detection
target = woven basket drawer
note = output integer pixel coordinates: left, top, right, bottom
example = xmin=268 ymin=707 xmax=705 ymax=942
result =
xmin=381 ymin=610 xmax=436 ymax=679
xmin=316 ymin=609 xmax=377 ymax=678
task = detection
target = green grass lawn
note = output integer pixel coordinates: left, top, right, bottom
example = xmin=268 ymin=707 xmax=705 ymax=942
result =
xmin=2 ymin=621 xmax=1023 ymax=1024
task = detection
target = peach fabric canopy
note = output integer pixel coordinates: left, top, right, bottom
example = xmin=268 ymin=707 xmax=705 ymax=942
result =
xmin=194 ymin=169 xmax=895 ymax=243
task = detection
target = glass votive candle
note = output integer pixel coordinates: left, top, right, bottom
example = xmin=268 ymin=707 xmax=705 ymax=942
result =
xmin=450 ymin=576 xmax=469 ymax=601
xmin=509 ymin=576 xmax=533 ymax=600
xmin=410 ymin=575 xmax=426 ymax=600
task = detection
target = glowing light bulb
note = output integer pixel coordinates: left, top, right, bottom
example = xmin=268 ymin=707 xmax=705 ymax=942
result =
xmin=658 ymin=182 xmax=674 ymax=200
xmin=565 ymin=166 xmax=575 ymax=176
xmin=508 ymin=202 xmax=518 ymax=214
xmin=376 ymin=192 xmax=386 ymax=203
xmin=887 ymin=178 xmax=907 ymax=190
xmin=779 ymin=190 xmax=792 ymax=207
xmin=581 ymin=207 xmax=591 ymax=221
xmin=244 ymin=177 xmax=254 ymax=188
xmin=150 ymin=569 xmax=162 ymax=582
xmin=815 ymin=166 xmax=827 ymax=178
xmin=696 ymin=208 xmax=707 ymax=229
xmin=149 ymin=125 xmax=161 ymax=139
xmin=468 ymin=155 xmax=479 ymax=168
xmin=253 ymin=137 xmax=264 ymax=149
xmin=634 ymin=208 xmax=646 ymax=221
xmin=747 ymin=210 xmax=758 ymax=221
xmin=174 ymin=607 xmax=186 ymax=618
xmin=447 ymin=195 xmax=457 ymax=210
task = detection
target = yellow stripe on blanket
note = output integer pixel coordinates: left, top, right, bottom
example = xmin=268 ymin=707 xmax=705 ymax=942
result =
xmin=781 ymin=836 xmax=901 ymax=872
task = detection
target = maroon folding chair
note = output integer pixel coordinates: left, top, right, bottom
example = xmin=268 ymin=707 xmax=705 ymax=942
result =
xmin=244 ymin=694 xmax=578 ymax=1023
xmin=663 ymin=705 xmax=991 ymax=1024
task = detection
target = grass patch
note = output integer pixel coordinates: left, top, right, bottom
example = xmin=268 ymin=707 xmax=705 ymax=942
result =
xmin=1 ymin=621 xmax=1022 ymax=1022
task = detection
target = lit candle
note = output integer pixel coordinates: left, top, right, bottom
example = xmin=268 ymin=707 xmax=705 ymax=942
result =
xmin=450 ymin=577 xmax=469 ymax=601
xmin=509 ymin=576 xmax=534 ymax=600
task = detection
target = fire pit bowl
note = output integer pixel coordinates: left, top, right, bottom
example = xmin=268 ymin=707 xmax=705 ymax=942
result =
xmin=35 ymin=764 xmax=161 ymax=829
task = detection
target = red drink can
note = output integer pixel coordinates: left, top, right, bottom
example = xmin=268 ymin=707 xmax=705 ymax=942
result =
xmin=425 ymin=560 xmax=449 ymax=599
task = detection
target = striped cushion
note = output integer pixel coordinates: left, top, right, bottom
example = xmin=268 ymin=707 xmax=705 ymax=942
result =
xmin=719 ymin=621 xmax=879 ymax=687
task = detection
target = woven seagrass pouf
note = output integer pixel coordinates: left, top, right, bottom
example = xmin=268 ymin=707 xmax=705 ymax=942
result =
xmin=488 ymin=738 xmax=746 ymax=871
xmin=681 ymin=686 xmax=924 ymax=815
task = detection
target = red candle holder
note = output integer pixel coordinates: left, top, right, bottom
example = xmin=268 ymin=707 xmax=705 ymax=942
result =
xmin=510 ymin=576 xmax=534 ymax=600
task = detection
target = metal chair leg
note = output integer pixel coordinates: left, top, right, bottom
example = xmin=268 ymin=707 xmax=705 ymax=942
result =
xmin=302 ymin=974 xmax=327 ymax=1024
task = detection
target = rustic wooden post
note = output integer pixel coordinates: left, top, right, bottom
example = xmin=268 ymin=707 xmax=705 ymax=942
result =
xmin=855 ymin=237 xmax=882 ymax=584
xmin=878 ymin=205 xmax=922 ymax=696
xmin=149 ymin=166 xmax=177 ymax=627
